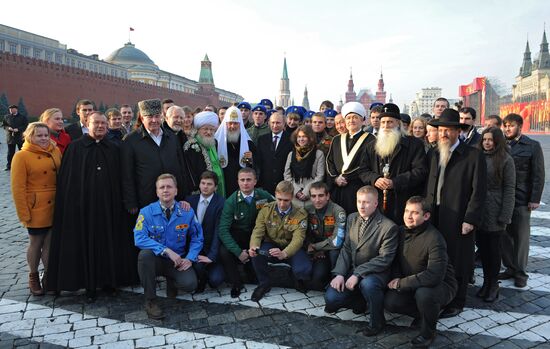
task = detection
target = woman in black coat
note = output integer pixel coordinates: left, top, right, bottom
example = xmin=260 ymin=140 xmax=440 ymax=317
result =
xmin=477 ymin=127 xmax=515 ymax=302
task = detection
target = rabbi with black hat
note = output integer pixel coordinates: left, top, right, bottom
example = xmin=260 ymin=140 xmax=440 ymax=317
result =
xmin=363 ymin=103 xmax=428 ymax=225
xmin=425 ymin=108 xmax=487 ymax=318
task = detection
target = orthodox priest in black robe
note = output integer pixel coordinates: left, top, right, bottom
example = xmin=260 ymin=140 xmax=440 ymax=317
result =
xmin=326 ymin=102 xmax=375 ymax=214
xmin=215 ymin=106 xmax=256 ymax=197
xmin=47 ymin=112 xmax=138 ymax=301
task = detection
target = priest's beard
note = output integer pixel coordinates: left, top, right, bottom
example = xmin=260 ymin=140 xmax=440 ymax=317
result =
xmin=438 ymin=139 xmax=452 ymax=167
xmin=227 ymin=129 xmax=240 ymax=144
xmin=375 ymin=128 xmax=401 ymax=158
xmin=199 ymin=135 xmax=216 ymax=148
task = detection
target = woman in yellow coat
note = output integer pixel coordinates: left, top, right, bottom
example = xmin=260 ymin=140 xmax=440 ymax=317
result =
xmin=11 ymin=122 xmax=62 ymax=295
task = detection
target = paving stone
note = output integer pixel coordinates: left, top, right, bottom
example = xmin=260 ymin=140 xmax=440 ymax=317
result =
xmin=74 ymin=327 xmax=105 ymax=338
xmin=203 ymin=335 xmax=234 ymax=347
xmin=233 ymin=307 xmax=264 ymax=321
xmin=100 ymin=340 xmax=135 ymax=349
xmin=173 ymin=339 xmax=206 ymax=349
xmin=93 ymin=333 xmax=120 ymax=345
xmin=165 ymin=332 xmax=195 ymax=344
xmin=32 ymin=323 xmax=72 ymax=336
xmin=119 ymin=327 xmax=154 ymax=340
xmin=135 ymin=335 xmax=166 ymax=348
xmin=69 ymin=336 xmax=92 ymax=347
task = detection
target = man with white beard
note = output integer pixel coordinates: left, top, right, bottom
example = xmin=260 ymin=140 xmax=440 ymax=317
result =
xmin=215 ymin=106 xmax=257 ymax=197
xmin=183 ymin=111 xmax=226 ymax=196
xmin=425 ymin=108 xmax=486 ymax=318
xmin=363 ymin=103 xmax=428 ymax=225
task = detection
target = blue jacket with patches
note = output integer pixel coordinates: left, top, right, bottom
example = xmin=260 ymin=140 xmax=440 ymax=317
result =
xmin=134 ymin=201 xmax=204 ymax=262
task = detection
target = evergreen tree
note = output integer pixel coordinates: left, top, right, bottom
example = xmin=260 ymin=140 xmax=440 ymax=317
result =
xmin=98 ymin=102 xmax=106 ymax=113
xmin=71 ymin=99 xmax=79 ymax=120
xmin=0 ymin=93 xmax=9 ymax=118
xmin=17 ymin=97 xmax=28 ymax=117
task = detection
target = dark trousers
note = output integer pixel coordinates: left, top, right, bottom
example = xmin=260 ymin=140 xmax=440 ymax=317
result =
xmin=6 ymin=141 xmax=23 ymax=169
xmin=309 ymin=249 xmax=340 ymax=291
xmin=251 ymin=242 xmax=312 ymax=287
xmin=137 ymin=250 xmax=197 ymax=300
xmin=501 ymin=206 xmax=531 ymax=281
xmin=385 ymin=284 xmax=455 ymax=338
xmin=218 ymin=244 xmax=255 ymax=288
xmin=325 ymin=274 xmax=386 ymax=328
xmin=193 ymin=261 xmax=225 ymax=288
xmin=478 ymin=230 xmax=503 ymax=284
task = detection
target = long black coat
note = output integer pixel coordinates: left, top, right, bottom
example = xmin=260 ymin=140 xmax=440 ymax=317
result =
xmin=121 ymin=126 xmax=189 ymax=210
xmin=363 ymin=136 xmax=428 ymax=225
xmin=47 ymin=135 xmax=138 ymax=291
xmin=2 ymin=113 xmax=28 ymax=144
xmin=326 ymin=131 xmax=376 ymax=214
xmin=64 ymin=122 xmax=84 ymax=142
xmin=425 ymin=142 xmax=487 ymax=277
xmin=256 ymin=131 xmax=293 ymax=194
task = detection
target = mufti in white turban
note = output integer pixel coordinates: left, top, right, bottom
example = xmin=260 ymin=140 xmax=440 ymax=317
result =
xmin=193 ymin=111 xmax=219 ymax=129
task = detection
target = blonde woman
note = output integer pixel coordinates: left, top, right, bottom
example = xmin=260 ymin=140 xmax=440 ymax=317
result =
xmin=39 ymin=108 xmax=71 ymax=154
xmin=11 ymin=122 xmax=62 ymax=295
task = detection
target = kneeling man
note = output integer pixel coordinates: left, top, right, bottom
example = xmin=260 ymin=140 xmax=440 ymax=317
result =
xmin=384 ymin=197 xmax=457 ymax=348
xmin=134 ymin=173 xmax=204 ymax=319
xmin=249 ymin=181 xmax=311 ymax=301
xmin=324 ymin=185 xmax=398 ymax=337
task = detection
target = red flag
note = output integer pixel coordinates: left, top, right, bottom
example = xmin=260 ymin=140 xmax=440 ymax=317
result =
xmin=129 ymin=27 xmax=135 ymax=31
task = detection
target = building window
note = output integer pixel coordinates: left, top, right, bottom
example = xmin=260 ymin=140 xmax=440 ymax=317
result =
xmin=9 ymin=43 xmax=17 ymax=54
xmin=77 ymin=61 xmax=82 ymax=69
xmin=0 ymin=41 xmax=4 ymax=52
xmin=21 ymin=46 xmax=30 ymax=57
xmin=34 ymin=48 xmax=42 ymax=58
xmin=71 ymin=59 xmax=75 ymax=67
xmin=45 ymin=51 xmax=53 ymax=61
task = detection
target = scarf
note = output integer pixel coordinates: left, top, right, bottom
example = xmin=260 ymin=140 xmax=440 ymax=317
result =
xmin=197 ymin=136 xmax=226 ymax=197
xmin=290 ymin=144 xmax=316 ymax=181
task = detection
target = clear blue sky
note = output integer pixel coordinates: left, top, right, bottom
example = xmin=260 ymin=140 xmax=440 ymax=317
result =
xmin=3 ymin=0 xmax=549 ymax=109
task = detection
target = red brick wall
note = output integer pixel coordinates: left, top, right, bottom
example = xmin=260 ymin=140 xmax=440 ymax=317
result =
xmin=0 ymin=52 xmax=222 ymax=117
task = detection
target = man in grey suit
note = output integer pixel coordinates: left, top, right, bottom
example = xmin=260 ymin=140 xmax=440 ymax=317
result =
xmin=324 ymin=185 xmax=398 ymax=337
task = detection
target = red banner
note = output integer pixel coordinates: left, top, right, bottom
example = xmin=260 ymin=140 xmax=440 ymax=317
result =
xmin=459 ymin=77 xmax=485 ymax=97
xmin=500 ymin=100 xmax=550 ymax=133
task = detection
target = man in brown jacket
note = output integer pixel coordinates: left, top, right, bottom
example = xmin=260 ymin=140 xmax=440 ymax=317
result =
xmin=249 ymin=181 xmax=310 ymax=301
xmin=385 ymin=196 xmax=457 ymax=348
xmin=324 ymin=185 xmax=398 ymax=337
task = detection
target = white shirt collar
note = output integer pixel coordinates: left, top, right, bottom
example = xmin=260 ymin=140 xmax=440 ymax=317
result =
xmin=146 ymin=127 xmax=163 ymax=146
xmin=272 ymin=131 xmax=283 ymax=138
xmin=200 ymin=193 xmax=214 ymax=204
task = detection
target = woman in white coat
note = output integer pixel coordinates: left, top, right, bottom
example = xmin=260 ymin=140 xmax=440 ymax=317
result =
xmin=284 ymin=125 xmax=325 ymax=207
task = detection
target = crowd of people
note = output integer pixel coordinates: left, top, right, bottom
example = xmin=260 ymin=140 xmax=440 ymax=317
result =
xmin=5 ymin=95 xmax=545 ymax=347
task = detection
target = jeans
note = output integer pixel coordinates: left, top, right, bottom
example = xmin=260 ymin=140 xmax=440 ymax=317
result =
xmin=325 ymin=274 xmax=386 ymax=328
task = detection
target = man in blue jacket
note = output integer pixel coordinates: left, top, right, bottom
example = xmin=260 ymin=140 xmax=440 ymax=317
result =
xmin=134 ymin=173 xmax=204 ymax=319
xmin=185 ymin=171 xmax=225 ymax=293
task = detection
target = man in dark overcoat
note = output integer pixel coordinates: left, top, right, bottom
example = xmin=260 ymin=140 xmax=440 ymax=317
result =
xmin=121 ymin=99 xmax=189 ymax=215
xmin=2 ymin=104 xmax=28 ymax=170
xmin=326 ymin=102 xmax=375 ymax=214
xmin=255 ymin=113 xmax=292 ymax=194
xmin=363 ymin=103 xmax=428 ymax=225
xmin=425 ymin=108 xmax=486 ymax=318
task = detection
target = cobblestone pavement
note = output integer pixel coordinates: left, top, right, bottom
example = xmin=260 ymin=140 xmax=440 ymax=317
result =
xmin=1 ymin=136 xmax=550 ymax=348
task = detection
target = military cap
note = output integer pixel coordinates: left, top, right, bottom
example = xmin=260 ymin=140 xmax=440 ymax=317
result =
xmin=286 ymin=105 xmax=305 ymax=118
xmin=251 ymin=104 xmax=267 ymax=114
xmin=369 ymin=102 xmax=383 ymax=110
xmin=324 ymin=109 xmax=337 ymax=118
xmin=304 ymin=110 xmax=315 ymax=119
xmin=237 ymin=101 xmax=252 ymax=110
xmin=259 ymin=99 xmax=273 ymax=109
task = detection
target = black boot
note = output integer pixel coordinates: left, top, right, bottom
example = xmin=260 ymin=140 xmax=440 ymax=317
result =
xmin=484 ymin=281 xmax=500 ymax=303
xmin=476 ymin=280 xmax=489 ymax=298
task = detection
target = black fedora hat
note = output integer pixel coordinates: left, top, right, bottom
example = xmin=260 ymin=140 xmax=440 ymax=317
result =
xmin=428 ymin=108 xmax=469 ymax=129
xmin=379 ymin=103 xmax=401 ymax=120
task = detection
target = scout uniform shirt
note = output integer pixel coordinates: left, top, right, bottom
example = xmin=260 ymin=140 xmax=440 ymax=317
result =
xmin=134 ymin=201 xmax=204 ymax=261
xmin=218 ymin=188 xmax=275 ymax=257
xmin=250 ymin=202 xmax=308 ymax=257
xmin=316 ymin=131 xmax=333 ymax=156
xmin=305 ymin=201 xmax=346 ymax=251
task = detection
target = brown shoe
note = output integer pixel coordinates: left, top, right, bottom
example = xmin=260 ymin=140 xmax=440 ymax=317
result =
xmin=166 ymin=278 xmax=177 ymax=298
xmin=29 ymin=272 xmax=44 ymax=296
xmin=145 ymin=300 xmax=164 ymax=319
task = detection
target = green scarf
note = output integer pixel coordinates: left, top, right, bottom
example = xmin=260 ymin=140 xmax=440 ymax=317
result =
xmin=197 ymin=136 xmax=226 ymax=197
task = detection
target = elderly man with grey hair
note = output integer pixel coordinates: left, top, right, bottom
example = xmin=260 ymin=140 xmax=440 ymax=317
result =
xmin=163 ymin=105 xmax=187 ymax=147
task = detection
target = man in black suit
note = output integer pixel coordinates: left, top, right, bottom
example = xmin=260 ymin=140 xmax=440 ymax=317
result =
xmin=459 ymin=107 xmax=481 ymax=146
xmin=185 ymin=171 xmax=226 ymax=293
xmin=256 ymin=113 xmax=292 ymax=194
xmin=65 ymin=99 xmax=94 ymax=141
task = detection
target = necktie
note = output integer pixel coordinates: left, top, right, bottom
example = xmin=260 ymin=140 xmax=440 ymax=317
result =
xmin=245 ymin=196 xmax=253 ymax=204
xmin=359 ymin=218 xmax=368 ymax=239
xmin=273 ymin=135 xmax=279 ymax=150
xmin=165 ymin=207 xmax=172 ymax=221
xmin=199 ymin=199 xmax=208 ymax=224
